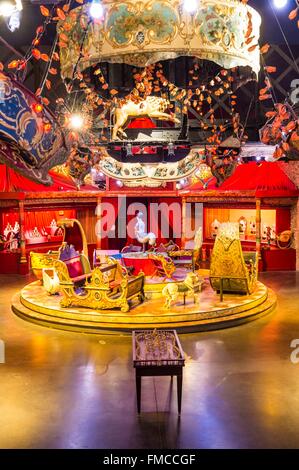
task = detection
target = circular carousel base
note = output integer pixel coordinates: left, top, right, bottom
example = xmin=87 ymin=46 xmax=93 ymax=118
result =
xmin=11 ymin=278 xmax=277 ymax=334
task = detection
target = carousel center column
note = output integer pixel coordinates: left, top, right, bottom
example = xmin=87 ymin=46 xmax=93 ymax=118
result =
xmin=96 ymin=196 xmax=102 ymax=250
xmin=295 ymin=198 xmax=299 ymax=271
xmin=181 ymin=197 xmax=187 ymax=248
xmin=18 ymin=198 xmax=28 ymax=274
xmin=256 ymin=198 xmax=261 ymax=260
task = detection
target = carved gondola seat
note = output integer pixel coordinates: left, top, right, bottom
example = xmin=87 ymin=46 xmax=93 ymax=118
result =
xmin=209 ymin=223 xmax=258 ymax=298
xmin=30 ymin=218 xmax=89 ymax=281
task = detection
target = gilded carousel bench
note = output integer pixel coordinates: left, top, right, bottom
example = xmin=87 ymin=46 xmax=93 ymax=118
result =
xmin=53 ymin=256 xmax=145 ymax=313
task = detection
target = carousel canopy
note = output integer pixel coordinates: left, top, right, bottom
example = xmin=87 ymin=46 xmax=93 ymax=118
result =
xmin=58 ymin=0 xmax=261 ymax=79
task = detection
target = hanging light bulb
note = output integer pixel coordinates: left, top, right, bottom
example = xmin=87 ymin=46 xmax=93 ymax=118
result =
xmin=89 ymin=0 xmax=104 ymax=19
xmin=183 ymin=0 xmax=198 ymax=14
xmin=0 ymin=0 xmax=22 ymax=17
xmin=0 ymin=1 xmax=16 ymax=17
xmin=273 ymin=0 xmax=287 ymax=8
xmin=69 ymin=113 xmax=84 ymax=130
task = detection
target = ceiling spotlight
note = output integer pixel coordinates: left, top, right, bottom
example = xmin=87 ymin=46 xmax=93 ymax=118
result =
xmin=89 ymin=0 xmax=104 ymax=19
xmin=273 ymin=0 xmax=287 ymax=8
xmin=116 ymin=180 xmax=123 ymax=188
xmin=69 ymin=113 xmax=84 ymax=130
xmin=183 ymin=0 xmax=198 ymax=14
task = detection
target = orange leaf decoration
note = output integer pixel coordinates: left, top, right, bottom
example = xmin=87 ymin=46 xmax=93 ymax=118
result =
xmin=40 ymin=5 xmax=50 ymax=17
xmin=265 ymin=66 xmax=277 ymax=73
xmin=41 ymin=97 xmax=50 ymax=106
xmin=285 ymin=121 xmax=296 ymax=132
xmin=8 ymin=60 xmax=19 ymax=69
xmin=248 ymin=44 xmax=258 ymax=52
xmin=32 ymin=49 xmax=41 ymax=60
xmin=35 ymin=88 xmax=42 ymax=97
xmin=40 ymin=53 xmax=50 ymax=62
xmin=259 ymin=94 xmax=272 ymax=101
xmin=45 ymin=79 xmax=51 ymax=90
xmin=52 ymin=52 xmax=60 ymax=61
xmin=110 ymin=89 xmax=118 ymax=95
xmin=0 ymin=62 xmax=3 ymax=71
xmin=60 ymin=33 xmax=69 ymax=43
xmin=289 ymin=8 xmax=298 ymax=20
xmin=49 ymin=67 xmax=57 ymax=75
xmin=102 ymin=84 xmax=108 ymax=90
xmin=36 ymin=25 xmax=44 ymax=35
xmin=63 ymin=4 xmax=70 ymax=12
xmin=265 ymin=111 xmax=277 ymax=118
xmin=56 ymin=8 xmax=66 ymax=21
xmin=260 ymin=43 xmax=270 ymax=54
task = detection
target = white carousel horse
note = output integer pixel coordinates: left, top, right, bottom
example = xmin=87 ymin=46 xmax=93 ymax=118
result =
xmin=112 ymin=96 xmax=180 ymax=140
xmin=134 ymin=211 xmax=156 ymax=251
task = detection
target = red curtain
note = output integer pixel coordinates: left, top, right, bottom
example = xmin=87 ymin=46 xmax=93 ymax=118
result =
xmin=1 ymin=209 xmax=75 ymax=237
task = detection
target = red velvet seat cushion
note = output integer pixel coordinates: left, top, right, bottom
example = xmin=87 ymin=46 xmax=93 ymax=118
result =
xmin=64 ymin=256 xmax=84 ymax=279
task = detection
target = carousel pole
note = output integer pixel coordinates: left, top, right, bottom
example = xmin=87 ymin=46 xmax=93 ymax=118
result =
xmin=181 ymin=197 xmax=187 ymax=248
xmin=18 ymin=199 xmax=27 ymax=267
xmin=96 ymin=196 xmax=102 ymax=249
xmin=256 ymin=198 xmax=262 ymax=258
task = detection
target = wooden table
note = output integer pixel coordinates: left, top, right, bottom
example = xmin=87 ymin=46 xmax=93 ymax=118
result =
xmin=132 ymin=330 xmax=185 ymax=414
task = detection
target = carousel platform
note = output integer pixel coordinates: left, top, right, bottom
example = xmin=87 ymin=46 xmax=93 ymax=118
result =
xmin=12 ymin=275 xmax=277 ymax=334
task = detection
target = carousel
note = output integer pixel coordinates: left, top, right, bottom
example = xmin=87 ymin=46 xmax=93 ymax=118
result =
xmin=0 ymin=0 xmax=287 ymax=332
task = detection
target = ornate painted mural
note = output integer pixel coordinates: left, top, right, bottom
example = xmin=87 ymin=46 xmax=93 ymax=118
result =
xmin=0 ymin=73 xmax=67 ymax=185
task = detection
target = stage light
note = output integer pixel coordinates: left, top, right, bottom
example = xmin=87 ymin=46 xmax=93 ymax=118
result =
xmin=0 ymin=0 xmax=22 ymax=17
xmin=89 ymin=0 xmax=104 ymax=19
xmin=183 ymin=0 xmax=198 ymax=14
xmin=273 ymin=0 xmax=287 ymax=8
xmin=125 ymin=143 xmax=133 ymax=157
xmin=167 ymin=142 xmax=175 ymax=157
xmin=256 ymin=156 xmax=261 ymax=162
xmin=0 ymin=1 xmax=15 ymax=16
xmin=69 ymin=113 xmax=84 ymax=130
xmin=116 ymin=180 xmax=123 ymax=187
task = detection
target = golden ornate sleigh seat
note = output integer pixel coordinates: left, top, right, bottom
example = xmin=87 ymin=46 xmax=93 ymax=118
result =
xmin=30 ymin=218 xmax=89 ymax=280
xmin=54 ymin=255 xmax=145 ymax=313
xmin=209 ymin=223 xmax=258 ymax=298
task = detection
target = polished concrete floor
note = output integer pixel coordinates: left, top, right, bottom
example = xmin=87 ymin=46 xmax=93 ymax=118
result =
xmin=0 ymin=272 xmax=299 ymax=449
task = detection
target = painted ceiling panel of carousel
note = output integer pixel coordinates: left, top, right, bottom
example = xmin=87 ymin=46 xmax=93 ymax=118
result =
xmin=57 ymin=0 xmax=261 ymax=77
xmin=0 ymin=0 xmax=298 ymax=189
